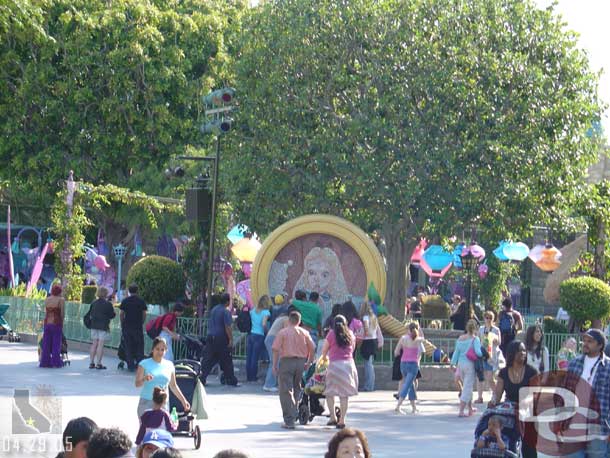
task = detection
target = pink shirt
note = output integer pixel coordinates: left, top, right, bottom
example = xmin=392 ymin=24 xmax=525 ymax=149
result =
xmin=400 ymin=335 xmax=421 ymax=362
xmin=326 ymin=330 xmax=355 ymax=361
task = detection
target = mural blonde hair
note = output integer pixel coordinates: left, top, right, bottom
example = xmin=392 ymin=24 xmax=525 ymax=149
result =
xmin=294 ymin=246 xmax=350 ymax=304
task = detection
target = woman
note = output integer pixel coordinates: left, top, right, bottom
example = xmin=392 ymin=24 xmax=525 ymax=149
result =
xmin=489 ymin=340 xmax=539 ymax=458
xmin=322 ymin=315 xmax=359 ymax=429
xmin=393 ymin=322 xmax=425 ymax=414
xmin=263 ymin=305 xmax=290 ymax=392
xmin=341 ymin=301 xmax=363 ymax=342
xmin=323 ymin=304 xmax=343 ymax=337
xmin=476 ymin=311 xmax=501 ymax=403
xmin=247 ymin=295 xmax=271 ymax=382
xmin=88 ymin=286 xmax=115 ymax=370
xmin=135 ymin=337 xmax=190 ymax=418
xmin=525 ymin=324 xmax=549 ymax=374
xmin=158 ymin=303 xmax=184 ymax=362
xmin=359 ymin=302 xmax=380 ymax=392
xmin=40 ymin=284 xmax=65 ymax=368
xmin=450 ymin=319 xmax=483 ymax=417
xmin=450 ymin=301 xmax=477 ymax=332
xmin=324 ymin=427 xmax=371 ymax=458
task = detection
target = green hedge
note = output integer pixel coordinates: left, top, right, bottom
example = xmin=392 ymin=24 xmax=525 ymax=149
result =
xmin=560 ymin=276 xmax=610 ymax=322
xmin=126 ymin=255 xmax=186 ymax=305
xmin=81 ymin=286 xmax=97 ymax=304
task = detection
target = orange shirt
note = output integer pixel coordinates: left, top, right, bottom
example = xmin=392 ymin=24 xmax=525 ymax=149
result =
xmin=272 ymin=325 xmax=315 ymax=360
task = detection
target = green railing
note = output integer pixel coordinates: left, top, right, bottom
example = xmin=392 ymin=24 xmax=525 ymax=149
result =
xmin=1 ymin=297 xmax=580 ymax=368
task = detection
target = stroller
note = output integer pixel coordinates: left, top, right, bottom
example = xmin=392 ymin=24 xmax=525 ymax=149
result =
xmin=169 ymin=359 xmax=203 ymax=450
xmin=180 ymin=334 xmax=205 ymax=361
xmin=471 ymin=402 xmax=521 ymax=458
xmin=0 ymin=304 xmax=20 ymax=342
xmin=297 ymin=357 xmax=340 ymax=425
xmin=60 ymin=334 xmax=70 ymax=366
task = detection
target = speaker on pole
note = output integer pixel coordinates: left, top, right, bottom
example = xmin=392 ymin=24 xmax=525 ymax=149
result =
xmin=186 ymin=188 xmax=212 ymax=222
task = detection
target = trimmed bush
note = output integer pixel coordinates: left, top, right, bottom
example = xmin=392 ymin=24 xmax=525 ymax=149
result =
xmin=126 ymin=255 xmax=186 ymax=305
xmin=543 ymin=316 xmax=568 ymax=334
xmin=421 ymin=295 xmax=450 ymax=319
xmin=81 ymin=286 xmax=97 ymax=304
xmin=559 ymin=276 xmax=610 ymax=323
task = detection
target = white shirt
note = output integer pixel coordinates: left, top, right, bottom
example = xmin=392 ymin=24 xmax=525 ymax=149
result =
xmin=582 ymin=355 xmax=600 ymax=384
xmin=362 ymin=314 xmax=378 ymax=340
xmin=527 ymin=347 xmax=550 ymax=373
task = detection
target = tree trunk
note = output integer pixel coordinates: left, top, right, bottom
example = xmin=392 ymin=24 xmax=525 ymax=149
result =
xmin=594 ymin=217 xmax=606 ymax=280
xmin=382 ymin=224 xmax=417 ymax=318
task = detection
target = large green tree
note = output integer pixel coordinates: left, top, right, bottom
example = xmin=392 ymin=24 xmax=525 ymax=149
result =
xmin=0 ymin=0 xmax=246 ymax=199
xmin=225 ymin=0 xmax=602 ymax=316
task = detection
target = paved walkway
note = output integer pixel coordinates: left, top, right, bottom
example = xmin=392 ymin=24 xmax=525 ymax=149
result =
xmin=0 ymin=341 xmax=488 ymax=457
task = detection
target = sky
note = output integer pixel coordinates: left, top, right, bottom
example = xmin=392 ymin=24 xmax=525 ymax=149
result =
xmin=535 ymin=0 xmax=610 ymax=137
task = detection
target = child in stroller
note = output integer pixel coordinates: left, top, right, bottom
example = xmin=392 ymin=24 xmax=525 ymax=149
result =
xmin=297 ymin=357 xmax=340 ymax=425
xmin=471 ymin=402 xmax=521 ymax=458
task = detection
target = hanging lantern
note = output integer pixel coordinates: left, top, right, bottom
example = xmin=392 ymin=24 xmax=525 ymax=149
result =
xmin=478 ymin=263 xmax=489 ymax=280
xmin=503 ymin=242 xmax=530 ymax=262
xmin=530 ymin=243 xmax=561 ymax=272
xmin=227 ymin=224 xmax=250 ymax=245
xmin=493 ymin=241 xmax=509 ymax=261
xmin=420 ymin=245 xmax=453 ymax=278
xmin=230 ymin=236 xmax=262 ymax=263
xmin=460 ymin=242 xmax=486 ymax=272
xmin=410 ymin=239 xmax=427 ymax=266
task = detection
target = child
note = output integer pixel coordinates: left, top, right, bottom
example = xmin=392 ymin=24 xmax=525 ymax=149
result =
xmin=557 ymin=337 xmax=577 ymax=370
xmin=476 ymin=415 xmax=509 ymax=451
xmin=136 ymin=386 xmax=177 ymax=445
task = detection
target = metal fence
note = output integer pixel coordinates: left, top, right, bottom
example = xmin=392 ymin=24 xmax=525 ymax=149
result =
xmin=1 ymin=296 xmax=581 ymax=368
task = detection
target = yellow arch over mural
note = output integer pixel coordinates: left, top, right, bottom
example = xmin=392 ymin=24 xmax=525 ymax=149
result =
xmin=251 ymin=214 xmax=386 ymax=303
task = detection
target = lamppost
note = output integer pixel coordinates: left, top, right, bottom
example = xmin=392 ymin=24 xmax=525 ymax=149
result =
xmin=113 ymin=243 xmax=127 ymax=301
xmin=460 ymin=241 xmax=486 ymax=311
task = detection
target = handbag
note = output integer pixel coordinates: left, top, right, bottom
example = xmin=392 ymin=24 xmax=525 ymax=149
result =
xmin=83 ymin=304 xmax=93 ymax=330
xmin=392 ymin=350 xmax=403 ymax=381
xmin=466 ymin=338 xmax=479 ymax=362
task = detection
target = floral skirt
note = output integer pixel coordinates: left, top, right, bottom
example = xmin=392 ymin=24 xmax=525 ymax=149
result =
xmin=324 ymin=359 xmax=359 ymax=397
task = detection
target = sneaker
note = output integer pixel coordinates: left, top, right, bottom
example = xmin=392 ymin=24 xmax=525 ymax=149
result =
xmin=263 ymin=386 xmax=279 ymax=393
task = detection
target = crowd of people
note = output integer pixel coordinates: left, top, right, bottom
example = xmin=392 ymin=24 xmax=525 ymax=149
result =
xmin=35 ymin=278 xmax=610 ymax=458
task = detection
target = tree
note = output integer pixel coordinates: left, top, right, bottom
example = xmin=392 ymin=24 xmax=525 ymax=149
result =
xmin=225 ymin=0 xmax=602 ymax=316
xmin=0 ymin=0 xmax=247 ymax=200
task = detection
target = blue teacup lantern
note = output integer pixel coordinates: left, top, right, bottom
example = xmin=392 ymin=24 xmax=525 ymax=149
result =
xmin=503 ymin=242 xmax=530 ymax=262
xmin=421 ymin=245 xmax=453 ymax=278
xmin=493 ymin=241 xmax=509 ymax=261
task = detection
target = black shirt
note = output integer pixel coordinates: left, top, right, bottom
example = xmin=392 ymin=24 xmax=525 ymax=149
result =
xmin=498 ymin=365 xmax=539 ymax=403
xmin=119 ymin=295 xmax=147 ymax=329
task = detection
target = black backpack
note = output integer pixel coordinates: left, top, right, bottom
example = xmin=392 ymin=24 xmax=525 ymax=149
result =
xmin=83 ymin=304 xmax=93 ymax=329
xmin=236 ymin=307 xmax=252 ymax=333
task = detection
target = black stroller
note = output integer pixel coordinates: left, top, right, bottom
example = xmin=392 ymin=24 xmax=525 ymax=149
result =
xmin=169 ymin=359 xmax=203 ymax=450
xmin=0 ymin=304 xmax=20 ymax=342
xmin=297 ymin=362 xmax=340 ymax=425
xmin=471 ymin=402 xmax=521 ymax=458
xmin=60 ymin=334 xmax=70 ymax=366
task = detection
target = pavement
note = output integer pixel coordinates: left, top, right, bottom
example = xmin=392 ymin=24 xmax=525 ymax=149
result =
xmin=0 ymin=340 xmax=494 ymax=457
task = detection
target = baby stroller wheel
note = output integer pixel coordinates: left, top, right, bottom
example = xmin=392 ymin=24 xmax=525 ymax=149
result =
xmin=335 ymin=407 xmax=341 ymax=422
xmin=118 ymin=361 xmax=125 ymax=370
xmin=298 ymin=404 xmax=310 ymax=425
xmin=194 ymin=425 xmax=202 ymax=449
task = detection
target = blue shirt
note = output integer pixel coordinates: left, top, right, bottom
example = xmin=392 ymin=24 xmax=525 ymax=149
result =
xmin=208 ymin=305 xmax=232 ymax=337
xmin=451 ymin=336 xmax=483 ymax=366
xmin=138 ymin=358 xmax=174 ymax=401
xmin=250 ymin=308 xmax=270 ymax=335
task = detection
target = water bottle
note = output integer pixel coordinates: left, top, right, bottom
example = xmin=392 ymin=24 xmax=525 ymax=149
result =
xmin=171 ymin=407 xmax=178 ymax=423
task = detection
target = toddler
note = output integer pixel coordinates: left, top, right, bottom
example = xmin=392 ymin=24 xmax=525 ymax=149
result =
xmin=136 ymin=386 xmax=177 ymax=445
xmin=476 ymin=415 xmax=509 ymax=451
xmin=557 ymin=337 xmax=577 ymax=370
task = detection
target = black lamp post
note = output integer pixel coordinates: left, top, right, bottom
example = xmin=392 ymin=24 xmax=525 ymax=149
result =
xmin=460 ymin=241 xmax=486 ymax=315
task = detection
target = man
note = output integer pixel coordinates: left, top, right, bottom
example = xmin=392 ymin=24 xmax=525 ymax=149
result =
xmin=200 ymin=293 xmax=239 ymax=386
xmin=55 ymin=417 xmax=97 ymax=458
xmin=451 ymin=294 xmax=462 ymax=313
xmin=86 ymin=428 xmax=133 ymax=458
xmin=497 ymin=298 xmax=523 ymax=356
xmin=272 ymin=310 xmax=315 ymax=429
xmin=561 ymin=329 xmax=610 ymax=458
xmin=410 ymin=292 xmax=425 ymax=319
xmin=291 ymin=290 xmax=322 ymax=345
xmin=119 ymin=284 xmax=147 ymax=371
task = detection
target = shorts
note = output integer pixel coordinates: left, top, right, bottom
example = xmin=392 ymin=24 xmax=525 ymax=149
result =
xmin=91 ymin=329 xmax=109 ymax=341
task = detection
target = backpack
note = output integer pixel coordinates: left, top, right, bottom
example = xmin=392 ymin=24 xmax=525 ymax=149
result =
xmin=83 ymin=304 xmax=93 ymax=329
xmin=498 ymin=311 xmax=516 ymax=337
xmin=236 ymin=307 xmax=252 ymax=333
xmin=146 ymin=315 xmax=164 ymax=340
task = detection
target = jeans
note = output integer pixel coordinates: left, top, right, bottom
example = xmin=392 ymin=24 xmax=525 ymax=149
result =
xmin=246 ymin=333 xmax=265 ymax=381
xmin=263 ymin=334 xmax=277 ymax=389
xmin=565 ymin=438 xmax=607 ymax=458
xmin=399 ymin=361 xmax=419 ymax=400
xmin=362 ymin=355 xmax=375 ymax=391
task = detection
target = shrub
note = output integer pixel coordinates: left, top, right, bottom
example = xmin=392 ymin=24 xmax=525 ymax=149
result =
xmin=81 ymin=286 xmax=97 ymax=304
xmin=126 ymin=256 xmax=185 ymax=305
xmin=543 ymin=316 xmax=568 ymax=334
xmin=421 ymin=295 xmax=450 ymax=319
xmin=560 ymin=276 xmax=610 ymax=323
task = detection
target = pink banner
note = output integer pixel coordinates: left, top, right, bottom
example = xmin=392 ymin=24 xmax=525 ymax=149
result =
xmin=7 ymin=206 xmax=14 ymax=287
xmin=27 ymin=242 xmax=49 ymax=296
